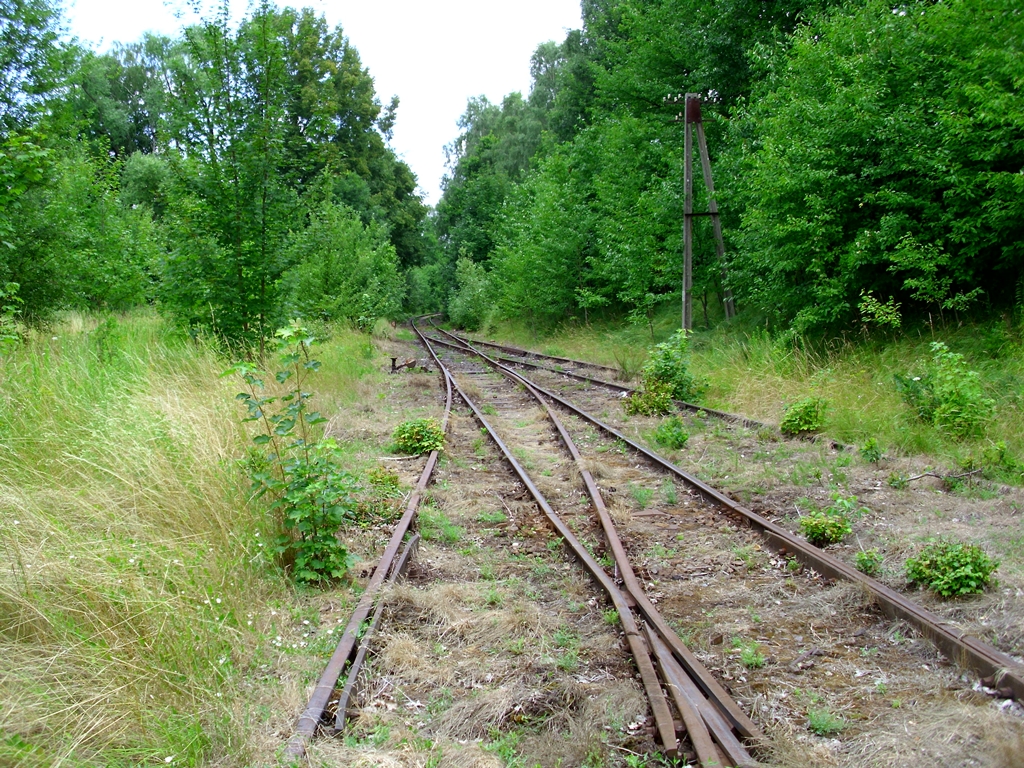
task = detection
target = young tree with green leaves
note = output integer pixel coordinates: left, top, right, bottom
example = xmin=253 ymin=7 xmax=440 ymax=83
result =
xmin=727 ymin=0 xmax=1024 ymax=331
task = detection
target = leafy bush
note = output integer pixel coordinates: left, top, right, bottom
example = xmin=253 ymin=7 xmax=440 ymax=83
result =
xmin=859 ymin=437 xmax=882 ymax=463
xmin=229 ymin=323 xmax=355 ymax=584
xmin=826 ymin=493 xmax=868 ymax=519
xmin=624 ymin=378 xmax=675 ymax=416
xmin=887 ymin=471 xmax=908 ymax=489
xmin=641 ymin=328 xmax=703 ymax=401
xmin=855 ymin=548 xmax=883 ymax=577
xmin=653 ymin=416 xmax=689 ymax=450
xmin=980 ymin=441 xmax=1024 ymax=483
xmin=447 ymin=256 xmax=494 ymax=331
xmin=858 ymin=291 xmax=902 ymax=331
xmin=280 ymin=202 xmax=404 ymax=325
xmin=393 ymin=417 xmax=445 ymax=455
xmin=905 ymin=539 xmax=999 ymax=597
xmin=799 ymin=508 xmax=852 ymax=548
xmin=895 ymin=342 xmax=994 ymax=440
xmin=893 ymin=372 xmax=935 ymax=421
xmin=780 ymin=397 xmax=827 ymax=435
xmin=270 ymin=439 xmax=357 ymax=583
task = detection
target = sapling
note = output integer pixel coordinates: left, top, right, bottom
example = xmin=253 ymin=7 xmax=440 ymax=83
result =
xmin=228 ymin=321 xmax=355 ymax=584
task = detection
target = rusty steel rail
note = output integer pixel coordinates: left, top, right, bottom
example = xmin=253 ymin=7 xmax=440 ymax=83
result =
xmin=416 ymin=322 xmax=763 ymax=765
xmin=430 ymin=330 xmax=1024 ymax=703
xmin=283 ymin=365 xmax=454 ymax=758
xmin=333 ymin=533 xmax=421 ymax=732
xmin=423 ymin=328 xmax=762 ymax=762
xmin=432 ymin=323 xmax=771 ymax=432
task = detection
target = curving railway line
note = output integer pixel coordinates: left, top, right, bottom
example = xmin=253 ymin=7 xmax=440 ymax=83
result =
xmin=284 ymin=319 xmax=1024 ymax=765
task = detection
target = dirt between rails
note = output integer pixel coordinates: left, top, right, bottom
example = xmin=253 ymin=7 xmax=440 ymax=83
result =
xmin=306 ymin=337 xmax=1024 ymax=768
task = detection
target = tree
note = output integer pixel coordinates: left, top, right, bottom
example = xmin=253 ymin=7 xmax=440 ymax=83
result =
xmin=491 ymin=152 xmax=591 ymax=329
xmin=0 ymin=0 xmax=65 ymax=131
xmin=280 ymin=201 xmax=404 ymax=324
xmin=726 ymin=0 xmax=1024 ymax=331
xmin=159 ymin=3 xmax=417 ymax=344
xmin=68 ymin=36 xmax=172 ymax=156
xmin=447 ymin=256 xmax=493 ymax=331
xmin=271 ymin=6 xmax=427 ymax=268
xmin=436 ymin=93 xmax=545 ymax=268
xmin=159 ymin=3 xmax=295 ymax=345
xmin=0 ymin=139 xmax=156 ymax=316
xmin=430 ymin=0 xmax=838 ymax=326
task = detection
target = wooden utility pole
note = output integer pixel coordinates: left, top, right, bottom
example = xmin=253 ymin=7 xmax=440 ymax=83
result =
xmin=682 ymin=93 xmax=694 ymax=331
xmin=667 ymin=93 xmax=735 ymax=330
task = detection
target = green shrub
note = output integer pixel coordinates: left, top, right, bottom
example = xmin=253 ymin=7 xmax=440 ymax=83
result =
xmin=780 ymin=397 xmax=827 ymax=435
xmin=393 ymin=417 xmax=445 ymax=455
xmin=826 ymin=493 xmax=868 ymax=519
xmin=624 ymin=377 xmax=675 ymax=416
xmin=859 ymin=437 xmax=882 ymax=463
xmin=447 ymin=256 xmax=493 ymax=331
xmin=799 ymin=509 xmax=852 ymax=547
xmin=653 ymin=416 xmax=689 ymax=450
xmin=271 ymin=439 xmax=357 ymax=583
xmin=980 ymin=441 xmax=1024 ymax=483
xmin=905 ymin=539 xmax=999 ymax=597
xmin=732 ymin=637 xmax=766 ymax=669
xmin=887 ymin=471 xmax=908 ymax=489
xmin=640 ymin=329 xmax=704 ymax=401
xmin=229 ymin=322 xmax=354 ymax=584
xmin=895 ymin=342 xmax=994 ymax=440
xmin=893 ymin=372 xmax=935 ymax=422
xmin=855 ymin=548 xmax=883 ymax=577
xmin=807 ymin=707 xmax=844 ymax=737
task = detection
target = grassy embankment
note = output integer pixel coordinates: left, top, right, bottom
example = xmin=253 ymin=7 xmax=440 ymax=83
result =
xmin=480 ymin=308 xmax=1024 ymax=480
xmin=0 ymin=311 xmax=387 ymax=766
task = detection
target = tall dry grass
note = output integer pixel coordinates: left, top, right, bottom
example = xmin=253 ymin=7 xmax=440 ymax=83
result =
xmin=0 ymin=311 xmax=382 ymax=766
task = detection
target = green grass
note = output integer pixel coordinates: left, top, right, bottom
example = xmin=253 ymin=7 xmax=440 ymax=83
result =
xmin=0 ymin=310 xmax=383 ymax=765
xmin=417 ymin=505 xmax=463 ymax=543
xmin=731 ymin=637 xmax=766 ymax=669
xmin=806 ymin=706 xmax=845 ymax=736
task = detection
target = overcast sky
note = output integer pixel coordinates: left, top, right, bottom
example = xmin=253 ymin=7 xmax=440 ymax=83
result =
xmin=62 ymin=0 xmax=583 ymax=205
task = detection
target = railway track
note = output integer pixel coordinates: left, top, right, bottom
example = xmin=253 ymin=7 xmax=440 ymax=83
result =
xmin=419 ymin=325 xmax=763 ymax=766
xmin=285 ymin=321 xmax=1024 ymax=766
xmin=444 ymin=326 xmax=771 ymax=432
